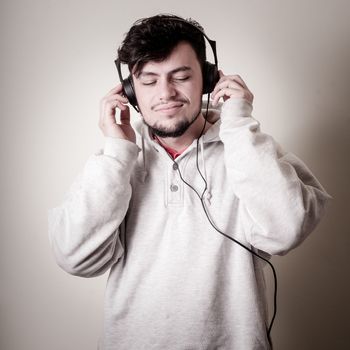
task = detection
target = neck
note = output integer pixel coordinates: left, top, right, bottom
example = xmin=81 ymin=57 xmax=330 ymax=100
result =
xmin=156 ymin=113 xmax=210 ymax=152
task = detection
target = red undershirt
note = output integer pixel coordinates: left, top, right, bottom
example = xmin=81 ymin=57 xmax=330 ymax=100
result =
xmin=153 ymin=134 xmax=188 ymax=160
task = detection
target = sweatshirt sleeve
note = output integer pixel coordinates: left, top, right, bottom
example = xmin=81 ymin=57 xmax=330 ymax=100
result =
xmin=48 ymin=137 xmax=140 ymax=277
xmin=219 ymin=98 xmax=332 ymax=256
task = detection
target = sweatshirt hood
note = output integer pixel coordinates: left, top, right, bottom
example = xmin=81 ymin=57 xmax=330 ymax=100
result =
xmin=200 ymin=100 xmax=222 ymax=143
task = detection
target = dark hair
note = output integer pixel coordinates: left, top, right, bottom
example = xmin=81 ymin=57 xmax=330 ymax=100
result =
xmin=117 ymin=14 xmax=206 ymax=76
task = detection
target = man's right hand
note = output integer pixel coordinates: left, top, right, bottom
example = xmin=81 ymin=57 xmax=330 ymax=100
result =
xmin=99 ymin=84 xmax=136 ymax=143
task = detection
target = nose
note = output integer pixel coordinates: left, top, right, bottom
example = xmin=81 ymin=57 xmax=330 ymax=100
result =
xmin=159 ymin=78 xmax=177 ymax=101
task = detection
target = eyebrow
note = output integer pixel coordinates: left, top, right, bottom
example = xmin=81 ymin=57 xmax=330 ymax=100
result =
xmin=137 ymin=66 xmax=192 ymax=79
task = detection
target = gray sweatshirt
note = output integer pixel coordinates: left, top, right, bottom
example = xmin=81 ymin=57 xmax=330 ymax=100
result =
xmin=48 ymin=99 xmax=331 ymax=349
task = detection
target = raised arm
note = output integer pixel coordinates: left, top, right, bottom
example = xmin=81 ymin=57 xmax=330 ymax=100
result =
xmin=48 ymin=85 xmax=139 ymax=276
xmin=212 ymin=73 xmax=331 ymax=255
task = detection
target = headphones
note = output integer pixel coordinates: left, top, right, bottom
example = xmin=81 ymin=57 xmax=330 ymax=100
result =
xmin=114 ymin=16 xmax=220 ymax=112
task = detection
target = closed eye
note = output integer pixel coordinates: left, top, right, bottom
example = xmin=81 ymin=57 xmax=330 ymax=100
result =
xmin=141 ymin=81 xmax=156 ymax=86
xmin=173 ymin=76 xmax=190 ymax=82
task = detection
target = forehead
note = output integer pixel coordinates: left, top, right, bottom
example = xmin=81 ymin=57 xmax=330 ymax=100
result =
xmin=137 ymin=42 xmax=201 ymax=76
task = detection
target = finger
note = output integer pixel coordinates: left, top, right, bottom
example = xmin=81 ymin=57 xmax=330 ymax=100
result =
xmin=212 ymin=88 xmax=253 ymax=105
xmin=211 ymin=88 xmax=231 ymax=106
xmin=104 ymin=94 xmax=128 ymax=105
xmin=214 ymin=74 xmax=249 ymax=96
xmin=211 ymin=79 xmax=246 ymax=98
xmin=212 ymin=74 xmax=249 ymax=94
xmin=223 ymin=75 xmax=248 ymax=89
xmin=211 ymin=72 xmax=237 ymax=98
xmin=99 ymin=98 xmax=127 ymax=125
xmin=214 ymin=71 xmax=227 ymax=88
xmin=211 ymin=89 xmax=235 ymax=106
xmin=103 ymin=84 xmax=128 ymax=101
xmin=99 ymin=95 xmax=128 ymax=121
xmin=120 ymin=105 xmax=131 ymax=125
xmin=106 ymin=84 xmax=124 ymax=96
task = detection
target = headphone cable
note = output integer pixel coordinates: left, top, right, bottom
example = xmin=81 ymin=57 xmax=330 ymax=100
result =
xmin=171 ymin=95 xmax=277 ymax=343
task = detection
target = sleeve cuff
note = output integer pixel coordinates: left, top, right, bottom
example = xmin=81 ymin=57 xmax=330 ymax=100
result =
xmin=103 ymin=137 xmax=140 ymax=162
xmin=221 ymin=98 xmax=253 ymax=120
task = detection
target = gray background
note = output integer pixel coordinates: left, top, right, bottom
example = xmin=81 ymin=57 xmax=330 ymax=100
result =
xmin=1 ymin=0 xmax=349 ymax=349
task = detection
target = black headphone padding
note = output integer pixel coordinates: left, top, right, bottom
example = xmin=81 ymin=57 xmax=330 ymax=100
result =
xmin=122 ymin=76 xmax=138 ymax=110
xmin=202 ymin=61 xmax=219 ymax=95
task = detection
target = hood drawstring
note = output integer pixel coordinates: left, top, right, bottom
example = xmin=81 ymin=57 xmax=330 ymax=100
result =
xmin=140 ymin=125 xmax=148 ymax=183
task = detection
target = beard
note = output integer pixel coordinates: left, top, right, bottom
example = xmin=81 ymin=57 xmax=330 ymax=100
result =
xmin=143 ymin=108 xmax=202 ymax=138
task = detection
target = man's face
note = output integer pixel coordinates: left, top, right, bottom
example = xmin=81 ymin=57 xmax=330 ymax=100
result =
xmin=133 ymin=41 xmax=203 ymax=138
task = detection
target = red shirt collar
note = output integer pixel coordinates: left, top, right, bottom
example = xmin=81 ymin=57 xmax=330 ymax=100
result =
xmin=153 ymin=134 xmax=188 ymax=160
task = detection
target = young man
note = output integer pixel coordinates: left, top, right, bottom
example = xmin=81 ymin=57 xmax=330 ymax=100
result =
xmin=49 ymin=14 xmax=331 ymax=350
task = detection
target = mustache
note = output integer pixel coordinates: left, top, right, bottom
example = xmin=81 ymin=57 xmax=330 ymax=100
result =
xmin=151 ymin=98 xmax=188 ymax=110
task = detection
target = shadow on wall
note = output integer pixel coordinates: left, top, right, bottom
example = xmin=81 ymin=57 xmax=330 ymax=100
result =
xmin=272 ymin=49 xmax=350 ymax=350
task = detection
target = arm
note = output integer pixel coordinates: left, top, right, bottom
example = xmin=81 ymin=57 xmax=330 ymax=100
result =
xmin=212 ymin=73 xmax=332 ymax=255
xmin=48 ymin=85 xmax=139 ymax=276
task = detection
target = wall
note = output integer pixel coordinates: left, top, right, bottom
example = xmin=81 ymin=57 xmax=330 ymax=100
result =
xmin=1 ymin=0 xmax=349 ymax=349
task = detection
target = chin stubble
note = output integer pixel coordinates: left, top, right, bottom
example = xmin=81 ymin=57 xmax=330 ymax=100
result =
xmin=143 ymin=107 xmax=202 ymax=138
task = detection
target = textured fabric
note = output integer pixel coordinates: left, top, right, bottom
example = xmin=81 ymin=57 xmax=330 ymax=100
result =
xmin=48 ymin=98 xmax=331 ymax=349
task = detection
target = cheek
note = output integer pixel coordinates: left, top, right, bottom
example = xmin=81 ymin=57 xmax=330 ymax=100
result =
xmin=134 ymin=89 xmax=152 ymax=109
xmin=190 ymin=76 xmax=203 ymax=99
xmin=189 ymin=86 xmax=203 ymax=102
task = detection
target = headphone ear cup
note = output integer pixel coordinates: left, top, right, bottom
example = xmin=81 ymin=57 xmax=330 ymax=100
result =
xmin=202 ymin=62 xmax=219 ymax=94
xmin=122 ymin=76 xmax=138 ymax=110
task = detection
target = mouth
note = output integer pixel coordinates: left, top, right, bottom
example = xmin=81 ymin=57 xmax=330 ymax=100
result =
xmin=154 ymin=102 xmax=184 ymax=113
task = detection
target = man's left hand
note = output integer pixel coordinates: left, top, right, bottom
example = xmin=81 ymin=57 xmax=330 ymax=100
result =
xmin=211 ymin=71 xmax=254 ymax=106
